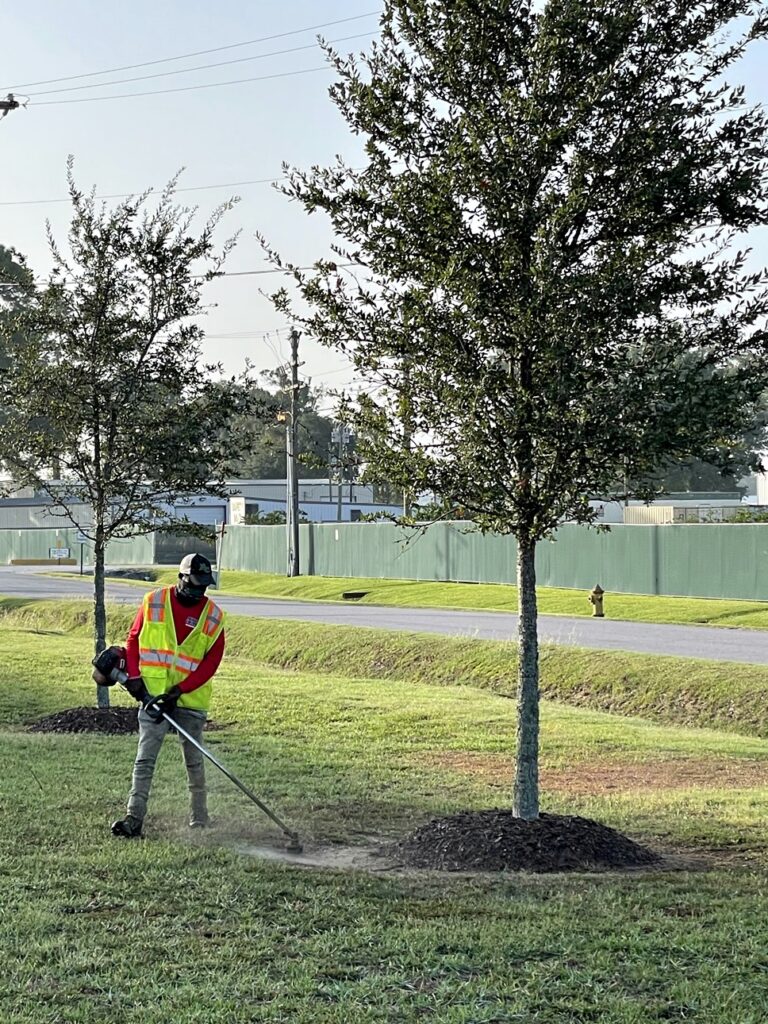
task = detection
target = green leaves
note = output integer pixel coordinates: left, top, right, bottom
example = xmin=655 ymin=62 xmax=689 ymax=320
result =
xmin=0 ymin=172 xmax=266 ymax=537
xmin=269 ymin=0 xmax=768 ymax=541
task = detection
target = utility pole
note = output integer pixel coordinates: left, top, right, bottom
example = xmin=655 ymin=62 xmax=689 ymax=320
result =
xmin=332 ymin=421 xmax=347 ymax=522
xmin=277 ymin=328 xmax=301 ymax=576
xmin=337 ymin=425 xmax=345 ymax=522
xmin=280 ymin=409 xmax=292 ymax=569
xmin=288 ymin=329 xmax=301 ymax=576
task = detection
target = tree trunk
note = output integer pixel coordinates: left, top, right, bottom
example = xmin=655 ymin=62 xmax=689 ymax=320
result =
xmin=513 ymin=536 xmax=539 ymax=819
xmin=93 ymin=522 xmax=110 ymax=709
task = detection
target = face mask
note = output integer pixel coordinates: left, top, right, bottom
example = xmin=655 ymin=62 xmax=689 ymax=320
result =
xmin=176 ymin=579 xmax=208 ymax=604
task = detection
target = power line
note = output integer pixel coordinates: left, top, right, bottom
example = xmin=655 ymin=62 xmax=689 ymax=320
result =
xmin=262 ymin=331 xmax=286 ymax=365
xmin=205 ymin=329 xmax=285 ymax=340
xmin=1 ymin=164 xmax=366 ymax=208
xmin=32 ymin=66 xmax=331 ymax=106
xmin=0 ymin=264 xmax=360 ymax=289
xmin=28 ymin=32 xmax=374 ymax=98
xmin=4 ymin=11 xmax=381 ymax=91
xmin=0 ymin=175 xmax=288 ymax=207
xmin=303 ymin=366 xmax=358 ymax=379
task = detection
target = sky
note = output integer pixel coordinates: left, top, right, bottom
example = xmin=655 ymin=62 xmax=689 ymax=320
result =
xmin=0 ymin=1 xmax=381 ymax=415
xmin=3 ymin=3 xmax=768 ymax=421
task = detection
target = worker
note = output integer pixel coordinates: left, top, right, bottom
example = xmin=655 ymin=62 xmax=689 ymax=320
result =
xmin=111 ymin=553 xmax=226 ymax=838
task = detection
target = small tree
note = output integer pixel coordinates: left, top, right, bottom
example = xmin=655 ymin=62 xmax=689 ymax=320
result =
xmin=267 ymin=1 xmax=768 ymax=818
xmin=0 ymin=166 xmax=265 ymax=706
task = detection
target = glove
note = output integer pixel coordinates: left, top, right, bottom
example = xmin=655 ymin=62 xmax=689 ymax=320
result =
xmin=124 ymin=676 xmax=149 ymax=703
xmin=143 ymin=686 xmax=182 ymax=722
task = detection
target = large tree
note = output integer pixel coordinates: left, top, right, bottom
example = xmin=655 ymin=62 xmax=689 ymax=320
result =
xmin=267 ymin=0 xmax=768 ymax=818
xmin=0 ymin=167 xmax=265 ymax=706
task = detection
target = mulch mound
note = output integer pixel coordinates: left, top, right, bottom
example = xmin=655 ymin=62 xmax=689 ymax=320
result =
xmin=29 ymin=707 xmax=140 ymax=734
xmin=28 ymin=708 xmax=225 ymax=735
xmin=394 ymin=810 xmax=660 ymax=873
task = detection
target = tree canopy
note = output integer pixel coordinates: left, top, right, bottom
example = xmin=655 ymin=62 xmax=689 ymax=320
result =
xmin=0 ymin=167 xmax=265 ymax=704
xmin=267 ymin=0 xmax=768 ymax=818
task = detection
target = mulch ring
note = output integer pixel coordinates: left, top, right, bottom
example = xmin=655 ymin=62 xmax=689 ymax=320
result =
xmin=27 ymin=707 xmax=227 ymax=735
xmin=393 ymin=810 xmax=660 ymax=873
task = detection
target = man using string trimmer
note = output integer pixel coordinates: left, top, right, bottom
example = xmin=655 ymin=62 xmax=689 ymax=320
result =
xmin=92 ymin=557 xmax=303 ymax=852
xmin=97 ymin=553 xmax=225 ymax=838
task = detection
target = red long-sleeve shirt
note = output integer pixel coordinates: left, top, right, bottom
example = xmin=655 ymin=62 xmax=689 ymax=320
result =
xmin=125 ymin=587 xmax=225 ymax=694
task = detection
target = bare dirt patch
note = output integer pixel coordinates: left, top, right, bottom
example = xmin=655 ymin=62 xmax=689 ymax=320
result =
xmin=424 ymin=751 xmax=768 ymax=794
xmin=237 ymin=841 xmax=398 ymax=872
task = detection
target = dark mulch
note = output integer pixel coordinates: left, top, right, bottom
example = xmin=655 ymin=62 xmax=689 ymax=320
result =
xmin=29 ymin=707 xmax=140 ymax=734
xmin=28 ymin=707 xmax=226 ymax=735
xmin=394 ymin=810 xmax=660 ymax=873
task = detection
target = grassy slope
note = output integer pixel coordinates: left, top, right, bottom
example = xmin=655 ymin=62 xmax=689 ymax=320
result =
xmin=6 ymin=613 xmax=768 ymax=1021
xmin=10 ymin=598 xmax=768 ymax=739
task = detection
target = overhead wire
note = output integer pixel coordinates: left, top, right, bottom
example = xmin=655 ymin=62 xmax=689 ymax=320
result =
xmin=0 ymin=175 xmax=288 ymax=207
xmin=302 ymin=365 xmax=357 ymax=378
xmin=0 ymin=165 xmax=367 ymax=207
xmin=31 ymin=66 xmax=331 ymax=105
xmin=3 ymin=11 xmax=381 ymax=90
xmin=27 ymin=32 xmax=375 ymax=97
xmin=0 ymin=264 xmax=361 ymax=288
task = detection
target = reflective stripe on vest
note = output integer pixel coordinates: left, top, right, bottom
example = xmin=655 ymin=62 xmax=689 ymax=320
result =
xmin=146 ymin=589 xmax=166 ymax=623
xmin=203 ymin=603 xmax=224 ymax=638
xmin=138 ymin=647 xmax=202 ymax=676
xmin=138 ymin=587 xmax=225 ymax=711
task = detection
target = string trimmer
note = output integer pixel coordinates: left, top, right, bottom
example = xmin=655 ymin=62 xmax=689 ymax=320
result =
xmin=93 ymin=647 xmax=303 ymax=853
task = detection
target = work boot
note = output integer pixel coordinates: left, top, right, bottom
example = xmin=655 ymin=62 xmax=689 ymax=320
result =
xmin=189 ymin=791 xmax=209 ymax=829
xmin=111 ymin=815 xmax=143 ymax=839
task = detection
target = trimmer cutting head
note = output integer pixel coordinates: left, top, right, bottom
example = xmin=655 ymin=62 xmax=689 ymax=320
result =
xmin=285 ymin=836 xmax=303 ymax=854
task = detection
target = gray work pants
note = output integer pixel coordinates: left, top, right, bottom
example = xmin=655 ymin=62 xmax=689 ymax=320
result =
xmin=126 ymin=707 xmax=208 ymax=825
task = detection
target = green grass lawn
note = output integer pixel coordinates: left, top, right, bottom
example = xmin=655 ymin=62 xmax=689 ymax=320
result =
xmin=5 ymin=603 xmax=768 ymax=1021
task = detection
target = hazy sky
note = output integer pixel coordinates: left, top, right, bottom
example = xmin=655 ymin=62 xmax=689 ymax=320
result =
xmin=0 ymin=1 xmax=380 ymax=414
xmin=2 ymin=3 xmax=768 ymax=420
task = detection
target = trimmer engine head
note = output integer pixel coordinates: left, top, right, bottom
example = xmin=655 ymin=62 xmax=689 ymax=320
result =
xmin=91 ymin=646 xmax=128 ymax=686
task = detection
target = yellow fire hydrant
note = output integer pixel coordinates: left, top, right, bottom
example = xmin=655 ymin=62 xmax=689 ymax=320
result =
xmin=589 ymin=584 xmax=605 ymax=618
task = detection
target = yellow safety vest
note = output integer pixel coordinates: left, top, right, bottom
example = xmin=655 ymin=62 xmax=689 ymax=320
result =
xmin=138 ymin=587 xmax=226 ymax=712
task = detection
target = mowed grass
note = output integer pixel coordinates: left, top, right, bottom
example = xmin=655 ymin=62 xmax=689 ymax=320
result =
xmin=5 ymin=608 xmax=768 ymax=1021
xmin=207 ymin=570 xmax=768 ymax=629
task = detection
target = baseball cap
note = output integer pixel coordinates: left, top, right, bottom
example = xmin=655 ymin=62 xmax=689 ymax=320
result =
xmin=179 ymin=553 xmax=214 ymax=585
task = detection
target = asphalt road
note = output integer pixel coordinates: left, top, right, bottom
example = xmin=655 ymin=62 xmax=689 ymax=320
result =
xmin=2 ymin=565 xmax=766 ymax=665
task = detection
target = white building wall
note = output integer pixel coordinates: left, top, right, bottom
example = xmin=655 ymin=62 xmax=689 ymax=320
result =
xmin=226 ymin=479 xmax=375 ymax=503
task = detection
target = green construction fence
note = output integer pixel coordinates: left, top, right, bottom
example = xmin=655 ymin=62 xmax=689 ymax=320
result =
xmin=0 ymin=528 xmax=155 ymax=566
xmin=218 ymin=521 xmax=768 ymax=602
